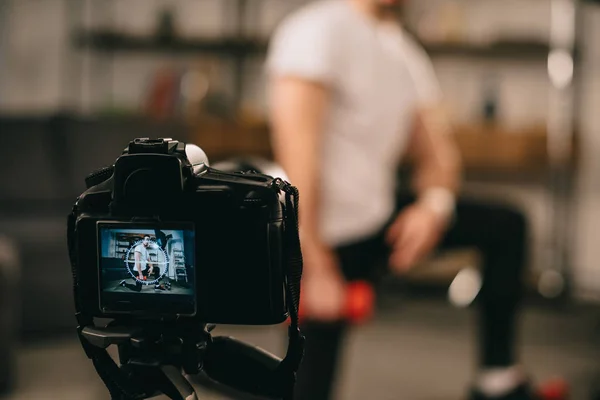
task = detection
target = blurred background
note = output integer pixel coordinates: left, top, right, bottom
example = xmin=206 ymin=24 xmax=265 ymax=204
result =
xmin=1 ymin=0 xmax=600 ymax=399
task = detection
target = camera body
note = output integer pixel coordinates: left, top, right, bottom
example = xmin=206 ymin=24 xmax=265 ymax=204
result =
xmin=71 ymin=138 xmax=289 ymax=325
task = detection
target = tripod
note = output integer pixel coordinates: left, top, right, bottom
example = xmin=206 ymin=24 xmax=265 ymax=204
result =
xmin=80 ymin=320 xmax=296 ymax=400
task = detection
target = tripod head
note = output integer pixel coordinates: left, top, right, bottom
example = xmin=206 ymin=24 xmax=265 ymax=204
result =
xmin=81 ymin=319 xmax=296 ymax=400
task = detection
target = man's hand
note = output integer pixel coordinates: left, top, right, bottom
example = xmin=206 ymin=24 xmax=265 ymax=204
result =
xmin=386 ymin=203 xmax=448 ymax=273
xmin=300 ymin=242 xmax=346 ymax=321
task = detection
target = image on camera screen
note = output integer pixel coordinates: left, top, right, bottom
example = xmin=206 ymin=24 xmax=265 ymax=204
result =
xmin=98 ymin=224 xmax=195 ymax=302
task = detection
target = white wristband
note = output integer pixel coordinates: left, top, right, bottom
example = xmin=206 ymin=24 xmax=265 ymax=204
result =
xmin=418 ymin=187 xmax=456 ymax=221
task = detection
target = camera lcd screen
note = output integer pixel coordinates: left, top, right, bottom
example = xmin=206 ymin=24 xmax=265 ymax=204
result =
xmin=98 ymin=222 xmax=196 ymax=316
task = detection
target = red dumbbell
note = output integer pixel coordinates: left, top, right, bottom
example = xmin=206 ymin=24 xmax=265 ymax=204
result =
xmin=537 ymin=378 xmax=568 ymax=400
xmin=296 ymin=280 xmax=375 ymax=325
xmin=344 ymin=280 xmax=375 ymax=324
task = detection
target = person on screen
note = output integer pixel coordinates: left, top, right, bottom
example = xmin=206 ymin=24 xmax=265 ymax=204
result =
xmin=118 ymin=235 xmax=157 ymax=292
xmin=134 ymin=236 xmax=155 ymax=281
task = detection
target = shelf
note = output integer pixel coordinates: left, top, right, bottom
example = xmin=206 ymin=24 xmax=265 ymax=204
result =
xmin=451 ymin=123 xmax=578 ymax=176
xmin=74 ymin=30 xmax=267 ymax=55
xmin=420 ymin=40 xmax=555 ymax=60
xmin=190 ymin=116 xmax=272 ymax=161
xmin=188 ymin=116 xmax=578 ymax=180
xmin=74 ymin=30 xmax=578 ymax=64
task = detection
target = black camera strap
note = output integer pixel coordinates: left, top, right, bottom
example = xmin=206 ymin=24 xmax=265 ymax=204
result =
xmin=272 ymin=179 xmax=305 ymax=398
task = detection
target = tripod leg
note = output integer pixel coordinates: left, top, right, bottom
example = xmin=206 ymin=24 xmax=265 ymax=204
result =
xmin=160 ymin=365 xmax=198 ymax=400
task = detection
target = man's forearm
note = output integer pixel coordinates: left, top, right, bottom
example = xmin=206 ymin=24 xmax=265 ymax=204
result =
xmin=412 ymin=142 xmax=461 ymax=222
xmin=409 ymin=106 xmax=462 ymax=221
xmin=413 ymin=107 xmax=461 ymax=193
xmin=135 ymin=253 xmax=142 ymax=275
xmin=412 ymin=148 xmax=461 ymax=195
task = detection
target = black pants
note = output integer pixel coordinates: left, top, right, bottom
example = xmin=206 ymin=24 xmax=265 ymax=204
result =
xmin=122 ymin=268 xmax=160 ymax=292
xmin=294 ymin=196 xmax=528 ymax=400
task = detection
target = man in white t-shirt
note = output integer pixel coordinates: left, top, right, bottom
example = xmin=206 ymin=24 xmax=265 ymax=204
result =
xmin=134 ymin=236 xmax=155 ymax=281
xmin=267 ymin=1 xmax=534 ymax=399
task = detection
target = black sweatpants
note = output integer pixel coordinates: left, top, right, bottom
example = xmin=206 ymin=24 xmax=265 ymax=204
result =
xmin=122 ymin=268 xmax=160 ymax=292
xmin=294 ymin=196 xmax=528 ymax=400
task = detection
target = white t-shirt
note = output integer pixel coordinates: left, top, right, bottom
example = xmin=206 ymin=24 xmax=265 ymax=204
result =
xmin=266 ymin=0 xmax=443 ymax=246
xmin=134 ymin=244 xmax=150 ymax=271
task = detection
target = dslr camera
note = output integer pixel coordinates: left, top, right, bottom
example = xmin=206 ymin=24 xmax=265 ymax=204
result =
xmin=67 ymin=138 xmax=304 ymax=400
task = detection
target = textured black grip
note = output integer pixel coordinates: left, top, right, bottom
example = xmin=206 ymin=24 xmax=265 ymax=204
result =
xmin=202 ymin=336 xmax=285 ymax=399
xmin=85 ymin=165 xmax=114 ymax=188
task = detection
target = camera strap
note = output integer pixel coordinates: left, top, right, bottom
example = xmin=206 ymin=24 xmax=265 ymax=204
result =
xmin=272 ymin=179 xmax=305 ymax=398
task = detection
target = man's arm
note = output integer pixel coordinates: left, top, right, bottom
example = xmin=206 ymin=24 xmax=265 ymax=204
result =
xmin=268 ymin=77 xmax=330 ymax=257
xmin=407 ymin=105 xmax=462 ymax=197
xmin=399 ymin=36 xmax=462 ymax=205
xmin=146 ymin=254 xmax=154 ymax=274
xmin=134 ymin=251 xmax=142 ymax=276
xmin=266 ymin=12 xmax=346 ymax=319
xmin=268 ymin=75 xmax=346 ymax=321
xmin=387 ymin=104 xmax=462 ymax=271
